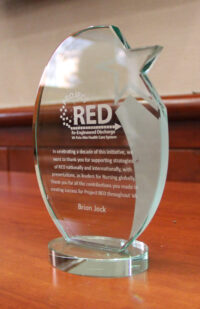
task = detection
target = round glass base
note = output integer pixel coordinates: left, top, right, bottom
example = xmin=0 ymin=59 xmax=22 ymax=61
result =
xmin=48 ymin=236 xmax=148 ymax=277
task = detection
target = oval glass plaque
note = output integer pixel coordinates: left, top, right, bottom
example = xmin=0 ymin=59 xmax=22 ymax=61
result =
xmin=33 ymin=25 xmax=168 ymax=276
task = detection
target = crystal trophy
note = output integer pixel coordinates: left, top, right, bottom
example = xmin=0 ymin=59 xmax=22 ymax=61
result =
xmin=33 ymin=25 xmax=168 ymax=277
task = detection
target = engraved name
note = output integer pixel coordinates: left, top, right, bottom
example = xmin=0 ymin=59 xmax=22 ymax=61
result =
xmin=77 ymin=203 xmax=107 ymax=213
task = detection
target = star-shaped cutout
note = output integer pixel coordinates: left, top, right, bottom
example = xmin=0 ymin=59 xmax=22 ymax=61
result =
xmin=97 ymin=25 xmax=163 ymax=113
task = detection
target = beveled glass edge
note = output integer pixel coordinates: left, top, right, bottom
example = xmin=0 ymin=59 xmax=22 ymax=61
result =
xmin=122 ymin=110 xmax=169 ymax=251
xmin=33 ymin=86 xmax=71 ymax=243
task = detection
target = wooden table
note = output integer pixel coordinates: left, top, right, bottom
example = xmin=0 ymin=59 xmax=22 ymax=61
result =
xmin=0 ymin=171 xmax=199 ymax=308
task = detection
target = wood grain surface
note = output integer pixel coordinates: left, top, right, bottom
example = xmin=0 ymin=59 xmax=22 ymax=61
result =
xmin=0 ymin=171 xmax=199 ymax=308
xmin=0 ymin=94 xmax=200 ymax=182
xmin=1 ymin=94 xmax=200 ymax=126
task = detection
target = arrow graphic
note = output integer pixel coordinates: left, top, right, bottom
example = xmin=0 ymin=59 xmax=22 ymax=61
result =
xmin=70 ymin=123 xmax=121 ymax=131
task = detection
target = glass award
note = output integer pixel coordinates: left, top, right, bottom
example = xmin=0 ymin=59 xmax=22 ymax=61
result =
xmin=33 ymin=25 xmax=168 ymax=277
